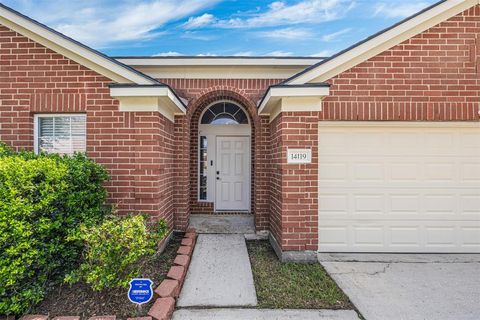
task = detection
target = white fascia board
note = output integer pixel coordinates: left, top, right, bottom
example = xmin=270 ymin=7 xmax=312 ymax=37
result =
xmin=110 ymin=86 xmax=187 ymax=121
xmin=0 ymin=6 xmax=156 ymax=85
xmin=116 ymin=57 xmax=323 ymax=67
xmin=110 ymin=86 xmax=171 ymax=97
xmin=287 ymin=0 xmax=478 ymax=84
xmin=258 ymin=86 xmax=330 ymax=115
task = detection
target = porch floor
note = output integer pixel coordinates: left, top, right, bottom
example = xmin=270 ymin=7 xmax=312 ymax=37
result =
xmin=188 ymin=214 xmax=255 ymax=234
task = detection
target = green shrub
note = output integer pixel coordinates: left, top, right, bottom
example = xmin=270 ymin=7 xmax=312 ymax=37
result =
xmin=65 ymin=215 xmax=168 ymax=291
xmin=0 ymin=144 xmax=110 ymax=315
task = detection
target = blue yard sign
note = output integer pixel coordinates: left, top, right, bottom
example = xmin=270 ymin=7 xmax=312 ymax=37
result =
xmin=128 ymin=278 xmax=153 ymax=305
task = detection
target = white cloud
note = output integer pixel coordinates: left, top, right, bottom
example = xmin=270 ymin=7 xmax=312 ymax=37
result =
xmin=185 ymin=0 xmax=355 ymax=30
xmin=181 ymin=31 xmax=217 ymax=41
xmin=153 ymin=51 xmax=184 ymax=56
xmin=196 ymin=53 xmax=218 ymax=56
xmin=310 ymin=50 xmax=333 ymax=57
xmin=183 ymin=13 xmax=217 ymax=29
xmin=232 ymin=51 xmax=255 ymax=56
xmin=265 ymin=50 xmax=293 ymax=57
xmin=373 ymin=2 xmax=431 ymax=19
xmin=4 ymin=0 xmax=220 ymax=48
xmin=321 ymin=28 xmax=351 ymax=42
xmin=153 ymin=52 xmax=219 ymax=56
xmin=255 ymin=27 xmax=312 ymax=40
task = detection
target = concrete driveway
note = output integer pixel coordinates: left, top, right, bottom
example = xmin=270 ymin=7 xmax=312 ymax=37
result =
xmin=319 ymin=254 xmax=480 ymax=320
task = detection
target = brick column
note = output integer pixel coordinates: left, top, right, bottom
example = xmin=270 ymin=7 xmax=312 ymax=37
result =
xmin=173 ymin=115 xmax=190 ymax=231
xmin=269 ymin=111 xmax=319 ymax=259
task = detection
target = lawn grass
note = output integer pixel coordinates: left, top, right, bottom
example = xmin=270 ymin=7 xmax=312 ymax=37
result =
xmin=247 ymin=241 xmax=352 ymax=310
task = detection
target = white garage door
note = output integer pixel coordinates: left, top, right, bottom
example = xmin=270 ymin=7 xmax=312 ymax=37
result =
xmin=318 ymin=122 xmax=480 ymax=253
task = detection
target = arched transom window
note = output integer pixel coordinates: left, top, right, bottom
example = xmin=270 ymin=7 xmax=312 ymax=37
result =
xmin=201 ymin=101 xmax=248 ymax=125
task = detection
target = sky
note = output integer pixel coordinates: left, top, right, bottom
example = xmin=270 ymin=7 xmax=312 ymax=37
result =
xmin=3 ymin=0 xmax=438 ymax=57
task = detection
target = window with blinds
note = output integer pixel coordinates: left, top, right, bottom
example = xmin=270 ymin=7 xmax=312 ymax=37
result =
xmin=34 ymin=114 xmax=86 ymax=155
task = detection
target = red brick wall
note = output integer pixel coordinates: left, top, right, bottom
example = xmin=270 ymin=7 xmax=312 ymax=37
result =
xmin=269 ymin=114 xmax=283 ymax=247
xmin=0 ymin=25 xmax=176 ymax=227
xmin=322 ymin=5 xmax=480 ymax=121
xmin=161 ymin=79 xmax=281 ymax=231
xmin=269 ymin=112 xmax=319 ymax=251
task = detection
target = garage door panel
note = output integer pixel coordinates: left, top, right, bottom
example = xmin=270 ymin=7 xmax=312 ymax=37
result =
xmin=461 ymin=195 xmax=480 ymax=214
xmin=462 ymin=227 xmax=480 ymax=246
xmin=353 ymin=163 xmax=385 ymax=181
xmin=354 ymin=194 xmax=385 ymax=213
xmin=390 ymin=163 xmax=420 ymax=181
xmin=425 ymin=226 xmax=456 ymax=247
xmin=318 ymin=123 xmax=480 ymax=253
xmin=318 ymin=162 xmax=348 ymax=182
xmin=319 ymin=194 xmax=348 ymax=214
xmin=319 ymin=220 xmax=480 ymax=252
xmin=390 ymin=227 xmax=421 ymax=247
xmin=389 ymin=194 xmax=420 ymax=213
xmin=320 ymin=160 xmax=473 ymax=187
xmin=353 ymin=227 xmax=385 ymax=247
xmin=462 ymin=163 xmax=480 ymax=181
xmin=424 ymin=163 xmax=456 ymax=181
xmin=320 ymin=188 xmax=478 ymax=220
xmin=461 ymin=132 xmax=480 ymax=149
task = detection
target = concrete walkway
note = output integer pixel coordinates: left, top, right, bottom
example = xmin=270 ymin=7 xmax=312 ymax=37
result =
xmin=173 ymin=309 xmax=361 ymax=320
xmin=176 ymin=234 xmax=257 ymax=307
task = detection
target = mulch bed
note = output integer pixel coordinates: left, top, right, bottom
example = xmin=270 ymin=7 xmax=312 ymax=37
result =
xmin=32 ymin=233 xmax=183 ymax=320
xmin=247 ymin=240 xmax=353 ymax=310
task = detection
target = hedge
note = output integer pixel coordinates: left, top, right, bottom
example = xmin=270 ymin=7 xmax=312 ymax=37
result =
xmin=0 ymin=143 xmax=110 ymax=315
xmin=65 ymin=215 xmax=168 ymax=291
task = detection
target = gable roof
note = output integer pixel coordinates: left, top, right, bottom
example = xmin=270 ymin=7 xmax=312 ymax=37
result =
xmin=0 ymin=3 xmax=159 ymax=85
xmin=285 ymin=0 xmax=479 ymax=85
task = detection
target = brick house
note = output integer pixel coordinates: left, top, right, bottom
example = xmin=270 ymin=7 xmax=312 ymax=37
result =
xmin=1 ymin=0 xmax=479 ymax=261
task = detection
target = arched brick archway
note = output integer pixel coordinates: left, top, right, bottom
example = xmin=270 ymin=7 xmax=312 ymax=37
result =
xmin=187 ymin=89 xmax=261 ymax=218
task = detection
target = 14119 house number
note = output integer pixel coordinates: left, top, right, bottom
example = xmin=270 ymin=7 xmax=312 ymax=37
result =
xmin=287 ymin=149 xmax=312 ymax=164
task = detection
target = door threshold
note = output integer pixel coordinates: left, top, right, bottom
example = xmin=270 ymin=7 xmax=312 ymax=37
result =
xmin=214 ymin=211 xmax=252 ymax=215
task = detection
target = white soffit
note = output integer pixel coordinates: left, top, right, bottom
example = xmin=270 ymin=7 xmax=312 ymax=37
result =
xmin=0 ymin=4 xmax=157 ymax=85
xmin=110 ymin=86 xmax=187 ymax=122
xmin=258 ymin=85 xmax=330 ymax=117
xmin=115 ymin=57 xmax=325 ymax=80
xmin=286 ymin=0 xmax=479 ymax=84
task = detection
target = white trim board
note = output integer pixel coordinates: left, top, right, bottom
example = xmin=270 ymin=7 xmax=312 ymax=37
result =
xmin=116 ymin=57 xmax=323 ymax=67
xmin=318 ymin=121 xmax=480 ymax=128
xmin=258 ymin=85 xmax=330 ymax=121
xmin=287 ymin=0 xmax=479 ymax=84
xmin=109 ymin=86 xmax=186 ymax=122
xmin=123 ymin=65 xmax=314 ymax=80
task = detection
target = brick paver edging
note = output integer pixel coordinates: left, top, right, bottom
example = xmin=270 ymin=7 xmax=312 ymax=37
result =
xmin=147 ymin=228 xmax=197 ymax=320
xmin=12 ymin=230 xmax=198 ymax=320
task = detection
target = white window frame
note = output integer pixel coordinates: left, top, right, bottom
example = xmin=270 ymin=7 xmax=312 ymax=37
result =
xmin=34 ymin=113 xmax=87 ymax=155
xmin=198 ymin=135 xmax=209 ymax=202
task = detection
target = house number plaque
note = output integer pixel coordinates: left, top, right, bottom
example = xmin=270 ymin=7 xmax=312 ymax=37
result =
xmin=287 ymin=149 xmax=312 ymax=164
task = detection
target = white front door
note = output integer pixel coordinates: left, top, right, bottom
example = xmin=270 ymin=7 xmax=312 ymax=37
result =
xmin=216 ymin=136 xmax=250 ymax=211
